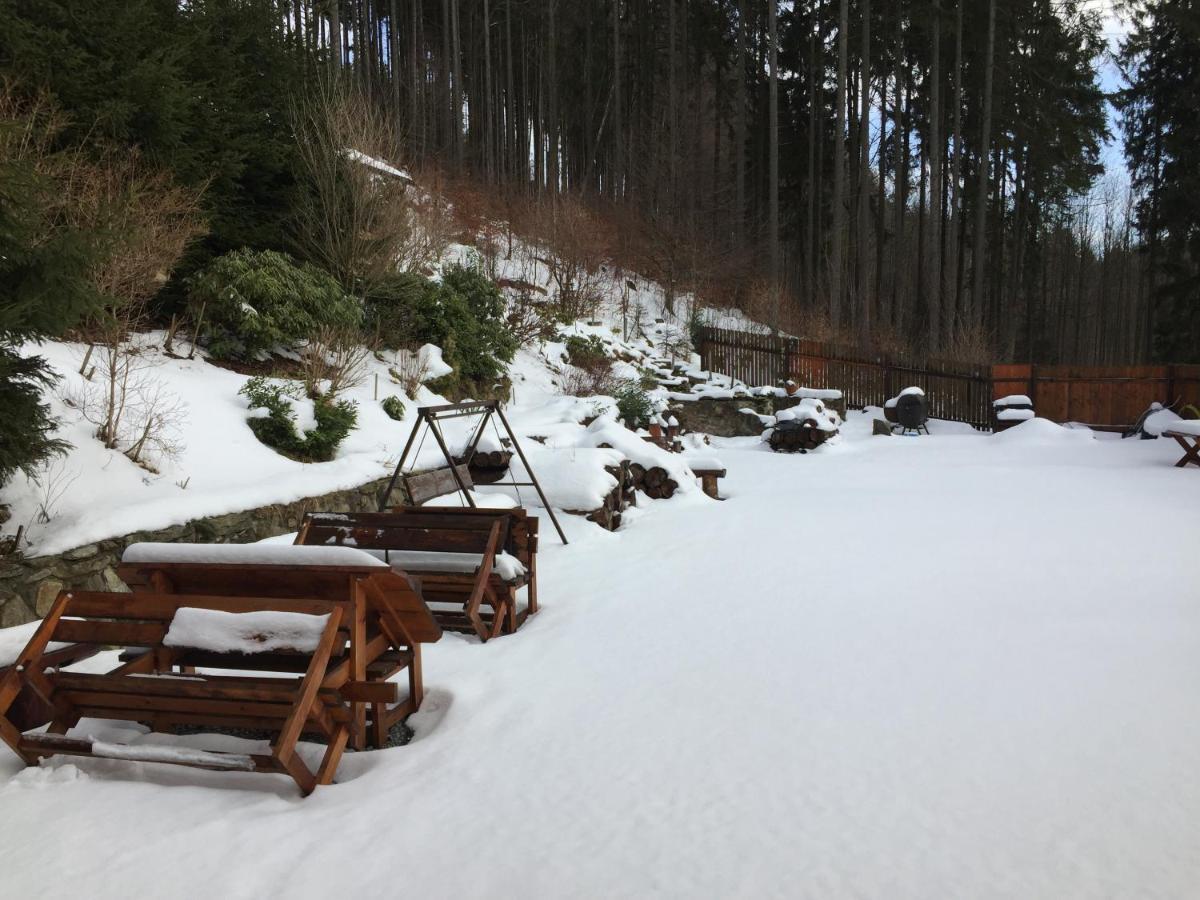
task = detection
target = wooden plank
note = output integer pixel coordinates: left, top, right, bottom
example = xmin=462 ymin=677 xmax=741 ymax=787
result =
xmin=63 ymin=691 xmax=299 ymax=721
xmin=53 ymin=620 xmax=168 ymax=647
xmin=66 ymin=591 xmax=337 ymax=619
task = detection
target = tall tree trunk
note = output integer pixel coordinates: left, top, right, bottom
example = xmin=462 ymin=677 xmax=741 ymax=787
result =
xmin=926 ymin=0 xmax=942 ymax=351
xmin=546 ymin=0 xmax=558 ymax=192
xmin=768 ymin=0 xmax=780 ymax=284
xmin=331 ymin=0 xmax=342 ymax=73
xmin=805 ymin=5 xmax=818 ymax=305
xmin=451 ymin=0 xmax=463 ymax=165
xmin=890 ymin=0 xmax=905 ymax=329
xmin=970 ymin=0 xmax=995 ymax=331
xmin=945 ymin=0 xmax=964 ymax=337
xmin=831 ymin=0 xmax=848 ymax=330
xmin=735 ymin=0 xmax=748 ymax=244
xmin=857 ymin=0 xmax=871 ymax=345
xmin=612 ymin=0 xmax=622 ymax=199
xmin=483 ymin=0 xmax=494 ymax=180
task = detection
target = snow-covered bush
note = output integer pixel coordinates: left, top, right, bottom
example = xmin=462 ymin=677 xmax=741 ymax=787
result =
xmin=187 ymin=249 xmax=361 ymax=360
xmin=564 ymin=334 xmax=609 ymax=368
xmin=381 ymin=396 xmax=406 ymax=420
xmin=413 ymin=262 xmax=517 ymax=388
xmin=614 ymin=382 xmax=653 ymax=428
xmin=238 ymin=376 xmax=357 ymax=463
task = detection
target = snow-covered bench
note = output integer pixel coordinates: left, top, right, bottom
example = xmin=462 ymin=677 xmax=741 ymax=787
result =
xmin=0 ymin=586 xmax=355 ymax=794
xmin=116 ymin=542 xmax=441 ymax=751
xmin=295 ymin=508 xmax=539 ymax=641
xmin=993 ymin=394 xmax=1035 ymax=432
xmin=1163 ymin=420 xmax=1200 ymax=468
xmin=686 ymin=457 xmax=726 ymax=499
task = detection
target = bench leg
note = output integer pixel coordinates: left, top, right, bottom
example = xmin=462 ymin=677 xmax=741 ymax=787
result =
xmin=1172 ymin=435 xmax=1200 ymax=468
xmin=316 ymin=726 xmax=351 ymax=785
xmin=408 ymin=644 xmax=424 ymax=710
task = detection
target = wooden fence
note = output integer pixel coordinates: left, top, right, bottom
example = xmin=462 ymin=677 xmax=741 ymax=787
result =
xmin=993 ymin=364 xmax=1200 ymax=428
xmin=697 ymin=326 xmax=1200 ymax=431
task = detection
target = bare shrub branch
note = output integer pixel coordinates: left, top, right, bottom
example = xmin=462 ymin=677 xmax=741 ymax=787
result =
xmin=291 ymin=80 xmax=450 ymax=290
xmin=302 ymin=325 xmax=374 ymax=399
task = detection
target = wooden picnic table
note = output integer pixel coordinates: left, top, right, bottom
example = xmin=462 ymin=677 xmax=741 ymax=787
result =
xmin=1163 ymin=421 xmax=1200 ymax=468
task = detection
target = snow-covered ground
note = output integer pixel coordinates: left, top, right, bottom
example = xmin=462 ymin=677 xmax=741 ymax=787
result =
xmin=3 ymin=415 xmax=1199 ymax=898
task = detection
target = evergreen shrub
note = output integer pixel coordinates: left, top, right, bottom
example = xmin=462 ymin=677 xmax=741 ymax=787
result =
xmin=238 ymin=376 xmax=357 ymax=462
xmin=188 ymin=249 xmax=361 ymax=360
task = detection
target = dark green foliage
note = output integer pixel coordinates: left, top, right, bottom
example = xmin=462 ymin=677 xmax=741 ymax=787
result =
xmin=0 ymin=111 xmax=105 ymax=487
xmin=238 ymin=376 xmax=357 ymax=463
xmin=381 ymin=395 xmax=406 ymax=420
xmin=614 ymin=382 xmax=653 ymax=428
xmin=188 ymin=249 xmax=361 ymax=360
xmin=687 ymin=307 xmax=706 ymax=355
xmin=1118 ymin=0 xmax=1200 ymax=361
xmin=0 ymin=348 xmax=68 ymax=485
xmin=365 ymin=273 xmax=427 ymax=349
xmin=564 ymin=334 xmax=609 ymax=369
xmin=0 ymin=0 xmax=304 ymax=306
xmin=412 ymin=263 xmax=517 ymax=383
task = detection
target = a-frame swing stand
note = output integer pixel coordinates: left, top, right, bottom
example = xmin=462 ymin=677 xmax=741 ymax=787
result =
xmin=379 ymin=400 xmax=568 ymax=545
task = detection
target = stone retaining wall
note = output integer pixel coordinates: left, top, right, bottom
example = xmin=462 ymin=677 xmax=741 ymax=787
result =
xmin=0 ymin=476 xmax=403 ymax=628
xmin=668 ymin=394 xmax=848 ymax=438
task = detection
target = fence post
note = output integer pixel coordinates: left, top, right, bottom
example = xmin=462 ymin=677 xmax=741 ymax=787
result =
xmin=1166 ymin=364 xmax=1177 ymax=407
xmin=1028 ymin=364 xmax=1037 ymax=410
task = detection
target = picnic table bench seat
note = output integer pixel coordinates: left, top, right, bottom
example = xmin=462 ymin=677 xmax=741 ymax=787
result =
xmin=0 ymin=589 xmax=354 ymax=794
xmin=296 ymin=507 xmax=539 ymax=642
xmin=116 ymin=543 xmax=441 ymax=750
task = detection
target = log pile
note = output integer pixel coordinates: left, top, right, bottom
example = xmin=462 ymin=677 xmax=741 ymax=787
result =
xmin=628 ymin=462 xmax=680 ymax=499
xmin=768 ymin=419 xmax=831 ymax=454
xmin=456 ymin=450 xmax=514 ymax=485
xmin=571 ymin=461 xmax=634 ymax=531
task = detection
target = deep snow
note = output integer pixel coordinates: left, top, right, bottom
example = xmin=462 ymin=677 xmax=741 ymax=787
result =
xmin=2 ymin=414 xmax=1199 ymax=899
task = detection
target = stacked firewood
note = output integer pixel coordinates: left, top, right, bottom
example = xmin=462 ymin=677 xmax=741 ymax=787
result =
xmin=628 ymin=462 xmax=680 ymax=499
xmin=456 ymin=450 xmax=514 ymax=485
xmin=578 ymin=461 xmax=634 ymax=530
xmin=768 ymin=419 xmax=831 ymax=453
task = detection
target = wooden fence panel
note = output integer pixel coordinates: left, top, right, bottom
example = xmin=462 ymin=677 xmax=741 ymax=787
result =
xmin=698 ymin=327 xmax=1199 ymax=431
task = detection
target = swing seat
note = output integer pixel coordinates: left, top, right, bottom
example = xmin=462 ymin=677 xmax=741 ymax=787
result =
xmin=296 ymin=509 xmax=539 ymax=642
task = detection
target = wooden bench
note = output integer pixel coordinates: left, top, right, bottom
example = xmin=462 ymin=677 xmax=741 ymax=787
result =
xmin=403 ymin=463 xmax=475 ymax=506
xmin=686 ymin=458 xmax=727 ymax=500
xmin=0 ymin=589 xmax=354 ymax=794
xmin=296 ymin=507 xmax=538 ymax=641
xmin=116 ymin=543 xmax=442 ymax=750
xmin=1164 ymin=427 xmax=1200 ymax=468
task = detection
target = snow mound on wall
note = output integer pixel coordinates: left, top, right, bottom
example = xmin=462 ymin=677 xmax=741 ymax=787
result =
xmin=991 ymin=417 xmax=1095 ymax=444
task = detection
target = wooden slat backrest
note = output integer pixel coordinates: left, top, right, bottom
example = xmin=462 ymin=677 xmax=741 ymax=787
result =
xmin=300 ymin=511 xmax=510 ymax=557
xmin=114 ymin=562 xmax=441 ymax=644
xmin=50 ymin=590 xmax=345 ymax=653
xmin=384 ymin=507 xmax=538 ymax=565
xmin=403 ymin=464 xmax=473 ymax=505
